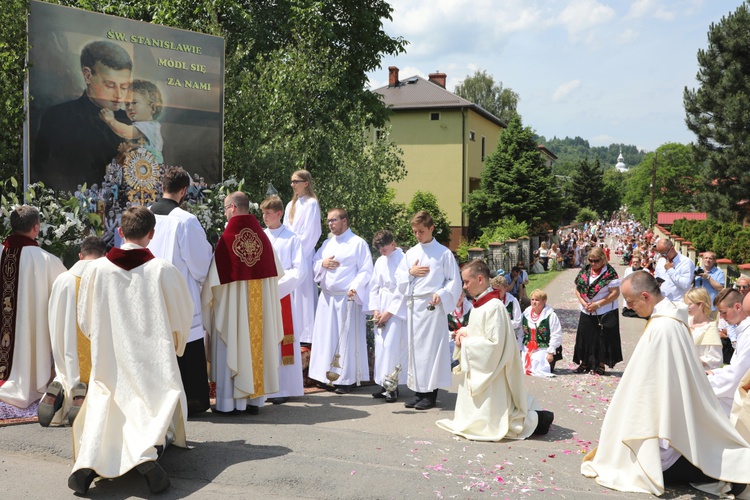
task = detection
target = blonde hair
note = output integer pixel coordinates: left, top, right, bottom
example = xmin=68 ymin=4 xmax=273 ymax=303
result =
xmin=490 ymin=275 xmax=508 ymax=289
xmin=289 ymin=169 xmax=316 ymax=223
xmin=529 ymin=289 xmax=547 ymax=301
xmin=587 ymin=246 xmax=607 ymax=265
xmin=684 ymin=287 xmax=713 ymax=316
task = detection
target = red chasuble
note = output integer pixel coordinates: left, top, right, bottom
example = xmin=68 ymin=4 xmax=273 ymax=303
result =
xmin=106 ymin=247 xmax=155 ymax=270
xmin=0 ymin=235 xmax=39 ymax=384
xmin=472 ymin=289 xmax=500 ymax=308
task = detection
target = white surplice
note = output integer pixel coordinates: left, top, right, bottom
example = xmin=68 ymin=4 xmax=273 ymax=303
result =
xmin=284 ymin=195 xmax=321 ymax=344
xmin=582 ymin=299 xmax=750 ymax=496
xmin=395 ymin=239 xmax=462 ymax=393
xmin=500 ymin=293 xmax=523 ymax=352
xmin=708 ymin=317 xmax=750 ymax=415
xmin=47 ymin=259 xmax=95 ymax=425
xmin=308 ymin=229 xmax=373 ymax=386
xmin=201 ymin=249 xmax=285 ymax=412
xmin=690 ymin=321 xmax=723 ymax=371
xmin=72 ymin=246 xmax=193 ymax=477
xmin=436 ymin=293 xmax=539 ymax=441
xmin=0 ymin=244 xmax=65 ymax=408
xmin=369 ymin=248 xmax=407 ymax=386
xmin=263 ymin=225 xmax=307 ymax=399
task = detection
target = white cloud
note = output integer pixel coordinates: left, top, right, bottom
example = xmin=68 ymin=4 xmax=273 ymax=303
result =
xmin=616 ymin=28 xmax=640 ymax=44
xmin=557 ymin=0 xmax=616 ymax=35
xmin=552 ymin=79 xmax=582 ymax=102
xmin=626 ymin=0 xmax=676 ymax=21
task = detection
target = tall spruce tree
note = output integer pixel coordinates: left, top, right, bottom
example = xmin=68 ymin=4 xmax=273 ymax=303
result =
xmin=684 ymin=2 xmax=750 ymax=221
xmin=567 ymin=158 xmax=603 ymax=213
xmin=466 ymin=115 xmax=561 ymax=237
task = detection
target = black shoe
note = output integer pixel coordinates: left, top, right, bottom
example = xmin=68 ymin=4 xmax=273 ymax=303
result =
xmin=372 ymin=387 xmax=387 ymax=399
xmin=415 ymin=389 xmax=438 ymax=410
xmin=385 ymin=388 xmax=399 ymax=403
xmin=533 ymin=410 xmax=554 ymax=436
xmin=136 ymin=460 xmax=170 ymax=493
xmin=404 ymin=393 xmax=423 ymax=408
xmin=334 ymin=384 xmax=354 ymax=394
xmin=267 ymin=397 xmax=289 ymax=405
xmin=68 ymin=468 xmax=98 ymax=494
xmin=246 ymin=405 xmax=260 ymax=415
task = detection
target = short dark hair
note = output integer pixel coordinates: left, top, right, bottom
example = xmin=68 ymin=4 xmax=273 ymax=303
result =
xmin=260 ymin=195 xmax=284 ymax=213
xmin=462 ymin=259 xmax=490 ymax=280
xmin=410 ymin=210 xmax=434 ymax=228
xmin=162 ymin=167 xmax=191 ymax=194
xmin=716 ymin=287 xmax=743 ymax=308
xmin=80 ymin=40 xmax=132 ymax=72
xmin=372 ymin=229 xmax=394 ymax=249
xmin=79 ymin=236 xmax=107 ymax=258
xmin=131 ymin=80 xmax=163 ymax=119
xmin=120 ymin=206 xmax=155 ymax=239
xmin=10 ymin=206 xmax=40 ymax=233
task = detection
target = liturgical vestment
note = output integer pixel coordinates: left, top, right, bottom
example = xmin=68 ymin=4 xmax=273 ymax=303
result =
xmin=202 ymin=214 xmax=284 ymax=411
xmin=436 ymin=289 xmax=539 ymax=441
xmin=72 ymin=245 xmax=193 ymax=477
xmin=0 ymin=235 xmax=65 ymax=408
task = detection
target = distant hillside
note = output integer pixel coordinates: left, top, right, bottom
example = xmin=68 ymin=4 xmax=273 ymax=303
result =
xmin=536 ymin=135 xmax=647 ymax=176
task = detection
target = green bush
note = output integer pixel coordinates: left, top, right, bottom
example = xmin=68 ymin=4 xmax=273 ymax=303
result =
xmin=574 ymin=207 xmax=599 ymax=223
xmin=475 ymin=216 xmax=529 ymax=249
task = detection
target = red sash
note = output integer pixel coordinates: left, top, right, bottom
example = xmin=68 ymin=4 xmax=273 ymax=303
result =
xmin=0 ymin=235 xmax=38 ymax=384
xmin=107 ymin=247 xmax=155 ymax=270
xmin=215 ymin=215 xmax=277 ymax=284
xmin=280 ymin=295 xmax=294 ymax=365
xmin=524 ymin=328 xmax=538 ymax=375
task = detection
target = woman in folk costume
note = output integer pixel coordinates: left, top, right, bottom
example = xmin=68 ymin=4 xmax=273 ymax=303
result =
xmin=283 ymin=170 xmax=321 ymax=354
xmin=572 ymin=246 xmax=623 ymax=375
xmin=521 ymin=289 xmax=562 ymax=377
xmin=683 ymin=287 xmax=723 ymax=370
xmin=490 ymin=274 xmax=523 ymax=353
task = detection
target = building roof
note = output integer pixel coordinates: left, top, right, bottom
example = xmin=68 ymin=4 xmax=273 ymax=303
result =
xmin=538 ymin=145 xmax=558 ymax=160
xmin=372 ymin=75 xmax=507 ymax=128
xmin=657 ymin=212 xmax=707 ymax=225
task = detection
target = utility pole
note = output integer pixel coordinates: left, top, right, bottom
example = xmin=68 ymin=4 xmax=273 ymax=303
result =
xmin=649 ymin=154 xmax=657 ymax=228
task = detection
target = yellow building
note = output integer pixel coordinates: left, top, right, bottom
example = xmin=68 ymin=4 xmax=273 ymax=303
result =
xmin=372 ymin=67 xmax=506 ymax=248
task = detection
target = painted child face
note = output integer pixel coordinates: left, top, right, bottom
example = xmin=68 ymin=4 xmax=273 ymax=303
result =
xmin=262 ymin=208 xmax=283 ymax=229
xmin=126 ymin=90 xmax=154 ymax=122
xmin=412 ymin=223 xmax=434 ymax=244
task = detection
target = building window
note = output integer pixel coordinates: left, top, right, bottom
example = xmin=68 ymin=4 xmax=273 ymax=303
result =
xmin=481 ymin=136 xmax=486 ymax=161
xmin=430 ymin=112 xmax=440 ymax=121
xmin=469 ymin=131 xmax=476 ymax=141
xmin=375 ymin=129 xmax=383 ymax=140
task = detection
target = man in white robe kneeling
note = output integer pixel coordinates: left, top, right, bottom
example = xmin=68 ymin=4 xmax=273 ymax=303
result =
xmin=70 ymin=207 xmax=194 ymax=495
xmin=582 ymin=271 xmax=750 ymax=497
xmin=436 ymin=260 xmax=554 ymax=441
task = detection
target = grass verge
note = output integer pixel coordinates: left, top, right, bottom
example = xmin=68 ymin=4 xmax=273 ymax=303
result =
xmin=527 ymin=269 xmax=563 ymax=292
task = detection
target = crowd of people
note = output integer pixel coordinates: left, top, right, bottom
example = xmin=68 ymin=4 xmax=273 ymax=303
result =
xmin=3 ymin=179 xmax=750 ymax=497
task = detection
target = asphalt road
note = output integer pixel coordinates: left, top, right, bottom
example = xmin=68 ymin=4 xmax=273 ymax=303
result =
xmin=0 ymin=265 xmax=706 ymax=499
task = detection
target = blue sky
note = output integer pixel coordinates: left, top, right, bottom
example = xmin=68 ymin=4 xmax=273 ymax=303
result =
xmin=366 ymin=0 xmax=746 ymax=155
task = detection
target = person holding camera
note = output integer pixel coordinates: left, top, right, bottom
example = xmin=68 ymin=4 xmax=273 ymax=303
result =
xmin=694 ymin=252 xmax=724 ymax=310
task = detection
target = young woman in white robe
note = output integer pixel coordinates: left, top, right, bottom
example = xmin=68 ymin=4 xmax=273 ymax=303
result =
xmin=683 ymin=288 xmax=723 ymax=371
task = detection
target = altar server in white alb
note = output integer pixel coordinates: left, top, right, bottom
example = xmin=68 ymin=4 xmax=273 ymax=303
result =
xmin=436 ymin=260 xmax=553 ymax=441
xmin=202 ymin=192 xmax=284 ymax=415
xmin=308 ymin=208 xmax=373 ymax=394
xmin=395 ymin=211 xmax=462 ymax=410
xmin=0 ymin=205 xmax=65 ymax=409
xmin=70 ymin=207 xmax=193 ymax=495
xmin=148 ymin=166 xmax=213 ymax=416
xmin=40 ymin=236 xmax=107 ymax=427
xmin=368 ymin=229 xmax=407 ymax=403
xmin=283 ymin=169 xmax=321 ymax=347
xmin=260 ymin=195 xmax=306 ymax=404
xmin=582 ymin=271 xmax=750 ymax=498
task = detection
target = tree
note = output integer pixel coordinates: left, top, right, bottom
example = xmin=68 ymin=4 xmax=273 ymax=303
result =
xmin=466 ymin=115 xmax=562 ymax=237
xmin=684 ymin=2 xmax=750 ymax=221
xmin=567 ymin=158 xmax=604 ymax=213
xmin=622 ymin=143 xmax=699 ymax=223
xmin=0 ymin=0 xmax=27 ymax=181
xmin=454 ymin=70 xmax=519 ymax=123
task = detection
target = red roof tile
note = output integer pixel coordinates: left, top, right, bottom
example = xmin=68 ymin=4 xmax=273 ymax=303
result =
xmin=657 ymin=212 xmax=707 ymax=225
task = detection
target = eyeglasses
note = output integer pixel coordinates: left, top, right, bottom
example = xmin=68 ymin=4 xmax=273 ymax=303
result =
xmin=589 ymin=258 xmax=601 ymax=264
xmin=223 ymin=204 xmax=233 ymax=212
xmin=290 ymin=180 xmax=305 ymax=184
xmin=739 ymin=285 xmax=750 ymax=290
xmin=327 ymin=218 xmax=341 ymax=224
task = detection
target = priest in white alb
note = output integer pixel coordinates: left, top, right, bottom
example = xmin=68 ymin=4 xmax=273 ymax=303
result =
xmin=308 ymin=208 xmax=373 ymax=394
xmin=70 ymin=207 xmax=193 ymax=495
xmin=0 ymin=205 xmax=66 ymax=410
xmin=582 ymin=271 xmax=750 ymax=498
xmin=202 ymin=191 xmax=284 ymax=414
xmin=41 ymin=236 xmax=107 ymax=427
xmin=436 ymin=260 xmax=553 ymax=441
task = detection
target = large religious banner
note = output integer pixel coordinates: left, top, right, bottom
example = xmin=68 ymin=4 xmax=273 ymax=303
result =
xmin=26 ymin=0 xmax=224 ymax=241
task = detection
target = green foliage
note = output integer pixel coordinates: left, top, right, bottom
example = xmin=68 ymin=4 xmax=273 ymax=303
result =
xmin=684 ymin=2 xmax=750 ymax=222
xmin=474 ymin=216 xmax=529 ymax=249
xmin=670 ymin=217 xmax=750 ymax=264
xmin=537 ymin=135 xmax=646 ymax=176
xmin=567 ymin=158 xmax=603 ymax=212
xmin=575 ymin=207 xmax=599 ymax=223
xmin=454 ymin=70 xmax=519 ymax=123
xmin=0 ymin=0 xmax=28 ymax=180
xmin=466 ymin=115 xmax=562 ymax=237
xmin=622 ymin=143 xmax=699 ymax=223
xmin=404 ymin=191 xmax=451 ymax=246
